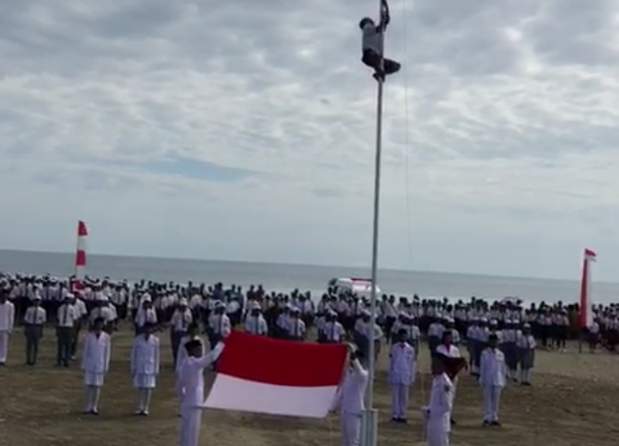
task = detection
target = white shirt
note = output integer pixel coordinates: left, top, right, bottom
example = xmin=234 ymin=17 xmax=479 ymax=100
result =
xmin=131 ymin=334 xmax=160 ymax=376
xmin=287 ymin=318 xmax=306 ymax=338
xmin=428 ymin=322 xmax=445 ymax=338
xmin=73 ymin=299 xmax=88 ymax=318
xmin=427 ymin=373 xmax=454 ymax=433
xmin=134 ymin=307 xmax=158 ymax=327
xmin=90 ymin=306 xmax=116 ymax=324
xmin=0 ymin=301 xmax=15 ymax=332
xmin=480 ymin=348 xmax=507 ymax=387
xmin=517 ymin=334 xmax=536 ymax=350
xmin=24 ymin=306 xmax=46 ymax=325
xmin=82 ymin=331 xmax=111 ymax=374
xmin=436 ymin=344 xmax=461 ymax=358
xmin=171 ymin=308 xmax=193 ymax=332
xmin=208 ymin=313 xmax=231 ymax=337
xmin=176 ymin=343 xmax=224 ymax=408
xmin=245 ymin=315 xmax=268 ymax=336
xmin=323 ymin=321 xmax=346 ymax=342
xmin=57 ymin=303 xmax=78 ymax=328
xmin=389 ymin=342 xmax=415 ymax=385
xmin=175 ymin=335 xmax=205 ymax=375
xmin=335 ymin=359 xmax=369 ymax=415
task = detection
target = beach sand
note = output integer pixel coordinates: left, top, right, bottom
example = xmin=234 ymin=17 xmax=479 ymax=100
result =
xmin=1 ymin=325 xmax=618 ymax=446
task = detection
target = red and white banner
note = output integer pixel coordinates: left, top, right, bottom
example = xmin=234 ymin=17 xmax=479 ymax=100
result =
xmin=579 ymin=248 xmax=596 ymax=329
xmin=204 ymin=331 xmax=347 ymax=418
xmin=74 ymin=220 xmax=88 ymax=291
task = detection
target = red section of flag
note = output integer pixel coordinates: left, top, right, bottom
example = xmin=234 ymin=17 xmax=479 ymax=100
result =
xmin=78 ymin=220 xmax=88 ymax=237
xmin=585 ymin=248 xmax=596 ymax=258
xmin=216 ymin=331 xmax=347 ymax=387
xmin=75 ymin=250 xmax=86 ymax=267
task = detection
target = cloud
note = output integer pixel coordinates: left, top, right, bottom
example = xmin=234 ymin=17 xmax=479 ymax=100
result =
xmin=0 ymin=0 xmax=618 ymax=281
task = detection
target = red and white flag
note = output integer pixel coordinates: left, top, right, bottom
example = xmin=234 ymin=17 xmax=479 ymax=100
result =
xmin=579 ymin=248 xmax=596 ymax=329
xmin=74 ymin=220 xmax=88 ymax=291
xmin=204 ymin=331 xmax=347 ymax=418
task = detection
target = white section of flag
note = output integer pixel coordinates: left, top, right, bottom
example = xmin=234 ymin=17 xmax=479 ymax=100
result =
xmin=205 ymin=375 xmax=337 ymax=418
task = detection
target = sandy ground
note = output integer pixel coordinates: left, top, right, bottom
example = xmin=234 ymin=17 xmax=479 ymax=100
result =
xmin=1 ymin=324 xmax=618 ymax=446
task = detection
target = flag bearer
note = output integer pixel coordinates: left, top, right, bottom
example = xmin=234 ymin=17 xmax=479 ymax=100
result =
xmin=423 ymin=354 xmax=455 ymax=446
xmin=177 ymin=340 xmax=225 ymax=446
xmin=82 ymin=317 xmax=111 ymax=415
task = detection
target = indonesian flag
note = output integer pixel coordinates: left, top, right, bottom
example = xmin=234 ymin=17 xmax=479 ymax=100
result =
xmin=74 ymin=221 xmax=88 ymax=291
xmin=204 ymin=331 xmax=347 ymax=418
xmin=579 ymin=248 xmax=596 ymax=329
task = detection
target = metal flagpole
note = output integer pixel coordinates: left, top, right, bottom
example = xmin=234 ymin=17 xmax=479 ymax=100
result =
xmin=361 ymin=1 xmax=387 ymax=445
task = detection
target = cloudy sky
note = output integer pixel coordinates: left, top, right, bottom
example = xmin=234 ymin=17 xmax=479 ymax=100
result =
xmin=1 ymin=0 xmax=618 ymax=280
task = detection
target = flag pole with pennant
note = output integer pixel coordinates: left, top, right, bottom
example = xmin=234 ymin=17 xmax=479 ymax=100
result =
xmin=74 ymin=220 xmax=88 ymax=292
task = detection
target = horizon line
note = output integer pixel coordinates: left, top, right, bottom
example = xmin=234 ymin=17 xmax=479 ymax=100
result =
xmin=1 ymin=247 xmax=616 ymax=286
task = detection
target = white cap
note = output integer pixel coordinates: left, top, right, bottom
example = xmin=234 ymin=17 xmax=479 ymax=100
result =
xmin=65 ymin=293 xmax=75 ymax=300
xmin=97 ymin=294 xmax=109 ymax=302
xmin=179 ymin=298 xmax=188 ymax=306
xmin=251 ymin=301 xmax=261 ymax=310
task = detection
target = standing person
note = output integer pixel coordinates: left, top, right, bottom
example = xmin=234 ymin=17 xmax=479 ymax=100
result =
xmin=517 ymin=323 xmax=536 ymax=385
xmin=71 ymin=293 xmax=88 ymax=360
xmin=588 ymin=318 xmax=601 ymax=353
xmin=423 ymin=354 xmax=455 ymax=446
xmin=427 ymin=318 xmax=445 ymax=357
xmin=322 ymin=309 xmax=346 ymax=344
xmin=56 ymin=294 xmax=78 ymax=367
xmin=286 ymin=308 xmax=306 ymax=341
xmin=82 ymin=317 xmax=111 ymax=415
xmin=332 ymin=346 xmax=369 ymax=446
xmin=244 ymin=302 xmax=268 ymax=336
xmin=177 ymin=340 xmax=225 ymax=446
xmin=480 ymin=333 xmax=506 ymax=426
xmin=500 ymin=320 xmax=520 ymax=382
xmin=131 ymin=322 xmax=160 ymax=416
xmin=23 ymin=295 xmax=46 ymax=366
xmin=435 ymin=331 xmax=462 ymax=426
xmin=176 ymin=324 xmax=205 ymax=376
xmin=207 ymin=303 xmax=231 ymax=349
xmin=0 ymin=289 xmax=15 ymax=366
xmin=389 ymin=329 xmax=415 ymax=423
xmin=170 ymin=298 xmax=193 ymax=367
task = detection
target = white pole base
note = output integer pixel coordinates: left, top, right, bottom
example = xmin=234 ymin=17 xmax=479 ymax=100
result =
xmin=361 ymin=408 xmax=378 ymax=446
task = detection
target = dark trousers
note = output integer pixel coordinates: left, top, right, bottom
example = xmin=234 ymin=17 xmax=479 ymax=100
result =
xmin=71 ymin=321 xmax=82 ymax=357
xmin=362 ymin=49 xmax=400 ymax=75
xmin=25 ymin=325 xmax=43 ymax=365
xmin=56 ymin=327 xmax=73 ymax=366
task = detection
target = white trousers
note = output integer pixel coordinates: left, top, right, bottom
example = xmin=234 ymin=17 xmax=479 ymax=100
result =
xmin=180 ymin=407 xmax=203 ymax=446
xmin=391 ymin=384 xmax=409 ymax=419
xmin=483 ymin=385 xmax=503 ymax=422
xmin=85 ymin=386 xmax=102 ymax=412
xmin=0 ymin=331 xmax=9 ymax=363
xmin=341 ymin=411 xmax=361 ymax=446
xmin=137 ymin=388 xmax=153 ymax=412
xmin=520 ymin=368 xmax=532 ymax=383
xmin=427 ymin=425 xmax=449 ymax=446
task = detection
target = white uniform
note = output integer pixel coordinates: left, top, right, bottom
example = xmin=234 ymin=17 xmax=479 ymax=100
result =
xmin=175 ymin=335 xmax=205 ymax=375
xmin=333 ymin=359 xmax=368 ymax=446
xmin=426 ymin=372 xmax=454 ymax=446
xmin=323 ymin=320 xmax=346 ymax=343
xmin=244 ymin=314 xmax=268 ymax=336
xmin=131 ymin=334 xmax=160 ymax=414
xmin=480 ymin=348 xmax=506 ymax=423
xmin=81 ymin=331 xmax=111 ymax=413
xmin=177 ymin=343 xmax=225 ymax=446
xmin=389 ymin=342 xmax=415 ymax=420
xmin=0 ymin=300 xmax=15 ymax=363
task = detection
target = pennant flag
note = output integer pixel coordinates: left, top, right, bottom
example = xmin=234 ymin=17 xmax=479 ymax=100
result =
xmin=204 ymin=331 xmax=347 ymax=418
xmin=579 ymin=248 xmax=597 ymax=329
xmin=74 ymin=220 xmax=88 ymax=291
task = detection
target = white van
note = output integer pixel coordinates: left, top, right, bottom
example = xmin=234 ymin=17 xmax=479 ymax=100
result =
xmin=328 ymin=277 xmax=381 ymax=298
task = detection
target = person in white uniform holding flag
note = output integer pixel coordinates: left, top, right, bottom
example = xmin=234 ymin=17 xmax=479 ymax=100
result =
xmin=389 ymin=329 xmax=415 ymax=423
xmin=0 ymin=288 xmax=15 ymax=366
xmin=82 ymin=317 xmax=111 ymax=415
xmin=131 ymin=322 xmax=160 ymax=416
xmin=423 ymin=354 xmax=455 ymax=446
xmin=480 ymin=333 xmax=507 ymax=426
xmin=176 ymin=339 xmax=225 ymax=446
xmin=332 ymin=345 xmax=369 ymax=446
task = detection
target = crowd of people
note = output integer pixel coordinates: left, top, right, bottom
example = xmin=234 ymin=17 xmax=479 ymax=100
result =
xmin=0 ymin=272 xmax=617 ymax=446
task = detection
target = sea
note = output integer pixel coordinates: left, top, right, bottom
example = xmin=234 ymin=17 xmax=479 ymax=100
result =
xmin=1 ymin=249 xmax=618 ymax=305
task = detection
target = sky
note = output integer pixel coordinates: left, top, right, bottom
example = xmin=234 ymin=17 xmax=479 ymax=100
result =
xmin=1 ymin=0 xmax=618 ymax=281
